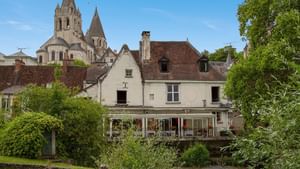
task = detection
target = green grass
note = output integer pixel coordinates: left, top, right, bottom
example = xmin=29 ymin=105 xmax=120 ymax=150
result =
xmin=0 ymin=156 xmax=92 ymax=169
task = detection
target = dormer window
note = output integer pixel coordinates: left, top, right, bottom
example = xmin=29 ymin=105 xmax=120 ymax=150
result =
xmin=198 ymin=56 xmax=209 ymax=72
xmin=159 ymin=56 xmax=169 ymax=73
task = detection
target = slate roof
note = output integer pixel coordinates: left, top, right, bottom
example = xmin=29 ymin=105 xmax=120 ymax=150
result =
xmin=4 ymin=51 xmax=36 ymax=60
xmin=9 ymin=51 xmax=29 ymax=57
xmin=0 ymin=65 xmax=87 ymax=93
xmin=86 ymin=8 xmax=106 ymax=46
xmin=86 ymin=62 xmax=109 ymax=84
xmin=70 ymin=43 xmax=85 ymax=51
xmin=46 ymin=36 xmax=69 ymax=48
xmin=134 ymin=41 xmax=227 ymax=81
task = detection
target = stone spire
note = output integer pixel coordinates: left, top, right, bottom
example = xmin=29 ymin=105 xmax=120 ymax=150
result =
xmin=87 ymin=8 xmax=106 ymax=39
xmin=62 ymin=0 xmax=76 ymax=8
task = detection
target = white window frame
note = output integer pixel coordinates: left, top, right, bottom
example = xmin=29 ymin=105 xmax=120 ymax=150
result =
xmin=166 ymin=84 xmax=180 ymax=103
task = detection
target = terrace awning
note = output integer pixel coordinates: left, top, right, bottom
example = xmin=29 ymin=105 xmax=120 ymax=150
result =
xmin=109 ymin=113 xmax=215 ymax=119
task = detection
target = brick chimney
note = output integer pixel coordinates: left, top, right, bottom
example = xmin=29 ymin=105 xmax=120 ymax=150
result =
xmin=141 ymin=31 xmax=151 ymax=62
xmin=15 ymin=59 xmax=25 ymax=72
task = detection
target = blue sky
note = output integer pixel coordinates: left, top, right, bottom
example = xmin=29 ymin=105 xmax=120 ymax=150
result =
xmin=0 ymin=0 xmax=245 ymax=57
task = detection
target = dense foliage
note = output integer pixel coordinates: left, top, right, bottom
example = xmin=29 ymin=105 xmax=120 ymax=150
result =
xmin=225 ymin=0 xmax=300 ymax=126
xmin=0 ymin=112 xmax=62 ymax=159
xmin=225 ymin=0 xmax=300 ymax=168
xmin=14 ymin=83 xmax=106 ymax=166
xmin=0 ymin=110 xmax=6 ymax=128
xmin=230 ymin=77 xmax=300 ymax=168
xmin=99 ymin=130 xmax=177 ymax=169
xmin=180 ymin=143 xmax=210 ymax=167
xmin=73 ymin=59 xmax=88 ymax=67
xmin=205 ymin=45 xmax=243 ymax=62
xmin=59 ymin=98 xmax=106 ymax=166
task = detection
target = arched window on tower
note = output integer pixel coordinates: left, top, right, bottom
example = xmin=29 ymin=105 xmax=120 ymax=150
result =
xmin=58 ymin=18 xmax=62 ymax=31
xmin=51 ymin=51 xmax=55 ymax=61
xmin=59 ymin=51 xmax=64 ymax=61
xmin=39 ymin=55 xmax=43 ymax=64
xmin=66 ymin=18 xmax=70 ymax=29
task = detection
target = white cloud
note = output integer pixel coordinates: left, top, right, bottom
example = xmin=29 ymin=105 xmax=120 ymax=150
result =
xmin=1 ymin=20 xmax=33 ymax=31
xmin=202 ymin=21 xmax=218 ymax=31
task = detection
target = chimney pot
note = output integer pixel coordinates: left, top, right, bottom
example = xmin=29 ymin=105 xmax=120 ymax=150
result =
xmin=142 ymin=31 xmax=150 ymax=37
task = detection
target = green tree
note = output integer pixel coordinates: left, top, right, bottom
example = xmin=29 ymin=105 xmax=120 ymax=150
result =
xmin=60 ymin=97 xmax=106 ymax=166
xmin=99 ymin=129 xmax=177 ymax=169
xmin=229 ymin=76 xmax=300 ymax=168
xmin=208 ymin=45 xmax=243 ymax=62
xmin=0 ymin=112 xmax=63 ymax=159
xmin=225 ymin=0 xmax=300 ymax=127
xmin=225 ymin=0 xmax=300 ymax=168
xmin=14 ymin=82 xmax=106 ymax=166
xmin=238 ymin=0 xmax=300 ymax=49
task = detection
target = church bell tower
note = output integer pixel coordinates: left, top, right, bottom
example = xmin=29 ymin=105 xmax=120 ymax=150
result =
xmin=54 ymin=0 xmax=83 ymax=39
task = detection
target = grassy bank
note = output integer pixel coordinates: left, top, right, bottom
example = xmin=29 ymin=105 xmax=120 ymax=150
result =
xmin=0 ymin=156 xmax=92 ymax=169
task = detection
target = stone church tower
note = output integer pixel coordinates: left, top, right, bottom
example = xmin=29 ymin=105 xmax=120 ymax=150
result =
xmin=86 ymin=8 xmax=107 ymax=57
xmin=36 ymin=0 xmax=117 ymax=65
xmin=54 ymin=0 xmax=83 ymax=41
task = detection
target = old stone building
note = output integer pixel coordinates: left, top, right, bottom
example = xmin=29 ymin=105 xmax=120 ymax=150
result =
xmin=79 ymin=31 xmax=239 ymax=138
xmin=0 ymin=50 xmax=37 ymax=66
xmin=36 ymin=0 xmax=116 ymax=65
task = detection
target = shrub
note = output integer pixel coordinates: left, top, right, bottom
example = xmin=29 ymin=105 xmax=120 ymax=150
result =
xmin=0 ymin=112 xmax=63 ymax=159
xmin=73 ymin=59 xmax=88 ymax=67
xmin=180 ymin=143 xmax=210 ymax=167
xmin=99 ymin=129 xmax=177 ymax=169
xmin=14 ymin=83 xmax=107 ymax=166
xmin=60 ymin=98 xmax=106 ymax=166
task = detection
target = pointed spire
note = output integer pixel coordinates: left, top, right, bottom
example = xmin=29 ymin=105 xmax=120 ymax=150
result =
xmin=86 ymin=7 xmax=106 ymax=39
xmin=62 ymin=0 xmax=76 ymax=8
xmin=94 ymin=7 xmax=99 ymax=17
xmin=56 ymin=3 xmax=60 ymax=9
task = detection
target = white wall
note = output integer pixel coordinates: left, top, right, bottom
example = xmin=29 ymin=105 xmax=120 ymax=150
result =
xmin=101 ymin=50 xmax=143 ymax=106
xmin=77 ymin=83 xmax=99 ymax=101
xmin=144 ymin=81 xmax=228 ymax=108
xmin=47 ymin=45 xmax=69 ymax=64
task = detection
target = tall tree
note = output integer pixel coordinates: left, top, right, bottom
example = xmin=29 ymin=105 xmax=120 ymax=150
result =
xmin=225 ymin=0 xmax=300 ymax=126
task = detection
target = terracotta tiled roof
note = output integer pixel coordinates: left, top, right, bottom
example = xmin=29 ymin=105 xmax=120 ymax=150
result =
xmin=142 ymin=41 xmax=226 ymax=81
xmin=0 ymin=65 xmax=86 ymax=92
